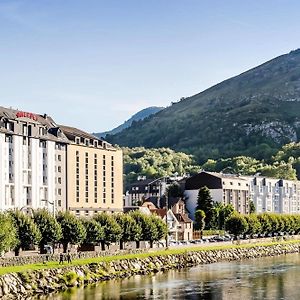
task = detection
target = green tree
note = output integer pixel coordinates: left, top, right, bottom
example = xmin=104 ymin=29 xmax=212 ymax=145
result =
xmin=167 ymin=183 xmax=183 ymax=198
xmin=225 ymin=213 xmax=248 ymax=239
xmin=56 ymin=212 xmax=86 ymax=253
xmin=10 ymin=210 xmax=41 ymax=256
xmin=81 ymin=218 xmax=104 ymax=246
xmin=257 ymin=213 xmax=272 ymax=236
xmin=130 ymin=211 xmax=158 ymax=248
xmin=94 ymin=213 xmax=122 ymax=250
xmin=34 ymin=209 xmax=62 ymax=254
xmin=194 ymin=210 xmax=206 ymax=237
xmin=213 ymin=203 xmax=235 ymax=230
xmin=0 ymin=213 xmax=17 ymax=254
xmin=114 ymin=214 xmax=142 ymax=250
xmin=150 ymin=215 xmax=168 ymax=244
xmin=244 ymin=214 xmax=261 ymax=238
xmin=196 ymin=186 xmax=214 ymax=229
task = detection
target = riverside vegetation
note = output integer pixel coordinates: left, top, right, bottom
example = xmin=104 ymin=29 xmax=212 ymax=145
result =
xmin=0 ymin=209 xmax=167 ymax=257
xmin=0 ymin=240 xmax=300 ymax=299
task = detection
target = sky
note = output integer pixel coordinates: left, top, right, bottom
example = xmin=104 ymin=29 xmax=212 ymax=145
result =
xmin=0 ymin=0 xmax=300 ymax=132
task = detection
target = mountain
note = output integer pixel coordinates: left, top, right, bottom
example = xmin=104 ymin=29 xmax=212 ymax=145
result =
xmin=107 ymin=49 xmax=300 ymax=163
xmin=94 ymin=106 xmax=164 ymax=138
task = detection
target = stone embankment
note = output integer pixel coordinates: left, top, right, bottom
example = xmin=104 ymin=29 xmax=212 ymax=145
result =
xmin=1 ymin=242 xmax=300 ymax=299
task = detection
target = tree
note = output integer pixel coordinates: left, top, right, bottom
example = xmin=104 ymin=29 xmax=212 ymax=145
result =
xmin=56 ymin=212 xmax=86 ymax=253
xmin=225 ymin=213 xmax=248 ymax=239
xmin=94 ymin=213 xmax=122 ymax=250
xmin=150 ymin=215 xmax=168 ymax=244
xmin=130 ymin=211 xmax=157 ymax=248
xmin=196 ymin=186 xmax=214 ymax=229
xmin=10 ymin=210 xmax=41 ymax=256
xmin=81 ymin=218 xmax=104 ymax=245
xmin=167 ymin=183 xmax=183 ymax=198
xmin=249 ymin=200 xmax=256 ymax=214
xmin=257 ymin=213 xmax=272 ymax=236
xmin=244 ymin=214 xmax=261 ymax=238
xmin=34 ymin=209 xmax=62 ymax=254
xmin=194 ymin=210 xmax=206 ymax=236
xmin=212 ymin=203 xmax=235 ymax=230
xmin=114 ymin=214 xmax=142 ymax=250
xmin=0 ymin=213 xmax=17 ymax=254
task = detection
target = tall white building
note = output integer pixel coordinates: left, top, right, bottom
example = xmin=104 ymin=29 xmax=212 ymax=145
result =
xmin=244 ymin=176 xmax=300 ymax=214
xmin=0 ymin=107 xmax=69 ymax=213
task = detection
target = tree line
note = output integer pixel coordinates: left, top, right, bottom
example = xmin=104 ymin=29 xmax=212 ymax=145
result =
xmin=0 ymin=210 xmax=168 ymax=256
xmin=225 ymin=212 xmax=300 ymax=239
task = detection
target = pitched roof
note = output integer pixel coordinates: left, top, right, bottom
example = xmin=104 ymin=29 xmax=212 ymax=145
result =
xmin=174 ymin=213 xmax=193 ymax=223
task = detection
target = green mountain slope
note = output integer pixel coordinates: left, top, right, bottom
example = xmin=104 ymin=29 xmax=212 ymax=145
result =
xmin=93 ymin=106 xmax=164 ymax=138
xmin=108 ymin=49 xmax=300 ymax=163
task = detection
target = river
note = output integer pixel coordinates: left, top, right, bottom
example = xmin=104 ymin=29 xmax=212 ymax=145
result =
xmin=37 ymin=253 xmax=300 ymax=300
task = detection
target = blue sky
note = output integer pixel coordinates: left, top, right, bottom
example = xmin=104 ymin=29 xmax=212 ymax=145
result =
xmin=0 ymin=0 xmax=299 ymax=132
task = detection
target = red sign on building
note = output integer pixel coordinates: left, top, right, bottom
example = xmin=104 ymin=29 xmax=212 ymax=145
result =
xmin=16 ymin=111 xmax=38 ymax=121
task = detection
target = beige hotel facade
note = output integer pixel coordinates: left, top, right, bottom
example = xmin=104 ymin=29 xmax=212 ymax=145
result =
xmin=60 ymin=125 xmax=123 ymax=216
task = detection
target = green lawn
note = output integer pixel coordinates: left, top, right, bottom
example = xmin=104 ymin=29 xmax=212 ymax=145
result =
xmin=0 ymin=239 xmax=299 ymax=276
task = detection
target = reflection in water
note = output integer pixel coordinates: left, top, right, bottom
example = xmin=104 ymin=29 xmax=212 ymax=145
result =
xmin=36 ymin=253 xmax=300 ymax=300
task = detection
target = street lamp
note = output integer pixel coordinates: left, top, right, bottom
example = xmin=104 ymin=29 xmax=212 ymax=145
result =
xmin=41 ymin=199 xmax=55 ymax=215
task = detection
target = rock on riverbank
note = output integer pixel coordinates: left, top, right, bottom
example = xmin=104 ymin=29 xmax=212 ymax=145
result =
xmin=0 ymin=242 xmax=300 ymax=299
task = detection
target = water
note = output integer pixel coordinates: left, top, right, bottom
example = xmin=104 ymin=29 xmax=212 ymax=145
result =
xmin=37 ymin=253 xmax=300 ymax=300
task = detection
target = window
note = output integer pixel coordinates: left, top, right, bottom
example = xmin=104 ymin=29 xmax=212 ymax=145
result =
xmin=5 ymin=135 xmax=12 ymax=143
xmin=58 ymin=166 xmax=61 ymax=173
xmin=22 ymin=124 xmax=27 ymax=135
xmin=57 ymin=155 xmax=61 ymax=161
xmin=58 ymin=188 xmax=61 ymax=195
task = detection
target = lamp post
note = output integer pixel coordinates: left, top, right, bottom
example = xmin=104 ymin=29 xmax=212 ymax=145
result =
xmin=41 ymin=199 xmax=55 ymax=215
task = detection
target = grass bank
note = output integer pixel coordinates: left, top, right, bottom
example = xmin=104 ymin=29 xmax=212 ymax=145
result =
xmin=0 ymin=239 xmax=299 ymax=276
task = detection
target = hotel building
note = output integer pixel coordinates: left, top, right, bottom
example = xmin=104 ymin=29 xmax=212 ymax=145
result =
xmin=0 ymin=106 xmax=69 ymax=213
xmin=60 ymin=125 xmax=123 ymax=216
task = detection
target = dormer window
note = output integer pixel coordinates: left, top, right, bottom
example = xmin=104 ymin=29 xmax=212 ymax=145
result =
xmin=5 ymin=121 xmax=14 ymax=131
xmin=75 ymin=137 xmax=80 ymax=144
xmin=94 ymin=140 xmax=98 ymax=147
xmin=85 ymin=139 xmax=89 ymax=146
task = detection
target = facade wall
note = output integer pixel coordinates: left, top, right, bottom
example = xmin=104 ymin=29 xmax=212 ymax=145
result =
xmin=67 ymin=144 xmax=123 ymax=216
xmin=0 ymin=134 xmax=57 ymax=212
xmin=0 ymin=107 xmax=70 ymax=213
xmin=55 ymin=143 xmax=67 ymax=212
xmin=246 ymin=177 xmax=300 ymax=214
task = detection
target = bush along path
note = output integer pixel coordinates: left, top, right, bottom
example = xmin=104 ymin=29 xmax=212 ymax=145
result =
xmin=1 ymin=240 xmax=300 ymax=299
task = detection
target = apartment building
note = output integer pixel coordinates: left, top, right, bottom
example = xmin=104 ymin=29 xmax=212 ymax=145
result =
xmin=242 ymin=176 xmax=300 ymax=214
xmin=184 ymin=171 xmax=250 ymax=220
xmin=126 ymin=178 xmax=167 ymax=206
xmin=0 ymin=106 xmax=69 ymax=213
xmin=60 ymin=125 xmax=123 ymax=216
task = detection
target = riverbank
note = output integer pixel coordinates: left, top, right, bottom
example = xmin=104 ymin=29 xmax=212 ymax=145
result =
xmin=1 ymin=240 xmax=300 ymax=299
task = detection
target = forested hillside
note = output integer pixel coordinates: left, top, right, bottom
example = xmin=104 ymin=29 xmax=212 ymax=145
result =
xmin=123 ymin=143 xmax=300 ymax=187
xmin=109 ymin=49 xmax=300 ymax=163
